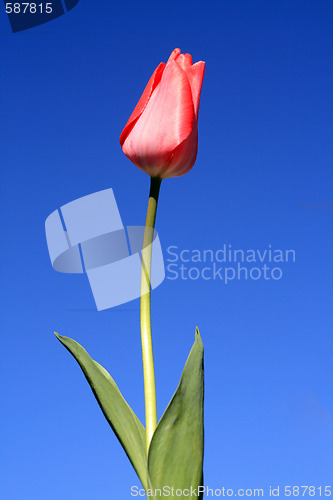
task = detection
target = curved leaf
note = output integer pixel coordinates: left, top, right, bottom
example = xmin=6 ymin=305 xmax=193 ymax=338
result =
xmin=54 ymin=333 xmax=148 ymax=490
xmin=148 ymin=328 xmax=204 ymax=499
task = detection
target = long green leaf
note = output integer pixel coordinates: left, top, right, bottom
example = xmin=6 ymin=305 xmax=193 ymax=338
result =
xmin=148 ymin=328 xmax=204 ymax=499
xmin=54 ymin=333 xmax=148 ymax=490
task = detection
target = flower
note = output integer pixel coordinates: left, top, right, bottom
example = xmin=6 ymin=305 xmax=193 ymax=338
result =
xmin=120 ymin=48 xmax=205 ymax=179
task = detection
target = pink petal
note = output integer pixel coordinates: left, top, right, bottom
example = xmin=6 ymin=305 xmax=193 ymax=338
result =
xmin=122 ymin=60 xmax=195 ymax=176
xmin=184 ymin=61 xmax=205 ymax=118
xmin=167 ymin=48 xmax=181 ymax=62
xmin=119 ymin=62 xmax=165 ymax=146
xmin=174 ymin=53 xmax=193 ymax=70
xmin=162 ymin=125 xmax=198 ymax=178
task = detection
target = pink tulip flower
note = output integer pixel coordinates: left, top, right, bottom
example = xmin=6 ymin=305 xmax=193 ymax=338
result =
xmin=120 ymin=48 xmax=205 ymax=179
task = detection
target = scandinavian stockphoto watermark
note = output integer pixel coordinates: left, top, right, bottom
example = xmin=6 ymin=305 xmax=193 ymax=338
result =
xmin=45 ymin=188 xmax=295 ymax=310
xmin=131 ymin=485 xmax=332 ymax=497
xmin=45 ymin=188 xmax=165 ymax=310
xmin=4 ymin=0 xmax=81 ymax=33
xmin=130 ymin=486 xmax=264 ymax=497
xmin=165 ymin=244 xmax=296 ymax=283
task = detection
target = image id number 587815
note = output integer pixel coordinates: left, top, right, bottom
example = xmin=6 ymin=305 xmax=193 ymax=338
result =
xmin=5 ymin=3 xmax=53 ymax=14
xmin=284 ymin=486 xmax=332 ymax=496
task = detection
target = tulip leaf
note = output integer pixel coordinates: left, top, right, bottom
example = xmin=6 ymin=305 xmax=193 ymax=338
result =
xmin=54 ymin=333 xmax=148 ymax=490
xmin=148 ymin=328 xmax=204 ymax=499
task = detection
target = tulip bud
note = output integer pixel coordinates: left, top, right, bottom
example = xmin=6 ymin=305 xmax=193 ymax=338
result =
xmin=120 ymin=48 xmax=205 ymax=179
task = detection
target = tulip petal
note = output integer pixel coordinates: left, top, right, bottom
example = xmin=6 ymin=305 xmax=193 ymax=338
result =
xmin=119 ymin=62 xmax=165 ymax=146
xmin=162 ymin=126 xmax=198 ymax=178
xmin=167 ymin=48 xmax=181 ymax=62
xmin=174 ymin=53 xmax=193 ymax=70
xmin=122 ymin=60 xmax=195 ymax=177
xmin=184 ymin=61 xmax=205 ymax=118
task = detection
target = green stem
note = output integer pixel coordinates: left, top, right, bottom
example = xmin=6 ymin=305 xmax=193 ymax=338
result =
xmin=140 ymin=176 xmax=162 ymax=453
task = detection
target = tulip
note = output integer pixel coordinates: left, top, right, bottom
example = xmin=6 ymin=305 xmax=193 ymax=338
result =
xmin=54 ymin=50 xmax=206 ymax=493
xmin=120 ymin=49 xmax=205 ymax=452
xmin=120 ymin=48 xmax=205 ymax=179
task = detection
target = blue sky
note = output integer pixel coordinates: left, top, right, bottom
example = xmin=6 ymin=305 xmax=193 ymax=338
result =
xmin=0 ymin=1 xmax=332 ymax=499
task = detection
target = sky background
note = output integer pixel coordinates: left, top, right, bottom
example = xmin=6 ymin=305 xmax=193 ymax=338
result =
xmin=0 ymin=1 xmax=332 ymax=499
